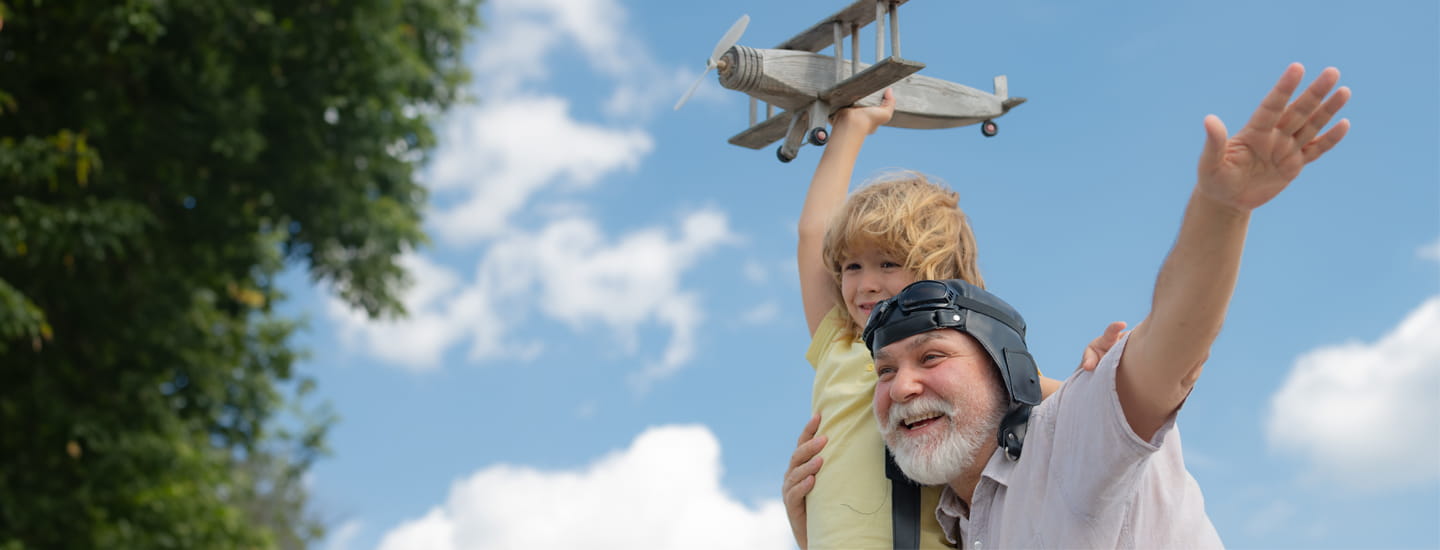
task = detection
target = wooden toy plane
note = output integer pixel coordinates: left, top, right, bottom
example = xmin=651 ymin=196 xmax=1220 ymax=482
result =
xmin=674 ymin=0 xmax=1027 ymax=162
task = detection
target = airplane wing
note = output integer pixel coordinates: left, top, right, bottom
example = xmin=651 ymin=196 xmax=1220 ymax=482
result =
xmin=774 ymin=0 xmax=913 ymax=52
xmin=728 ymin=110 xmax=793 ymax=149
xmin=821 ymin=57 xmax=925 ymax=107
xmin=726 ymin=58 xmax=925 ymax=150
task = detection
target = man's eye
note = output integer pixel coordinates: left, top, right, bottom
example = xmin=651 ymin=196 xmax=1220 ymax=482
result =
xmin=922 ymin=353 xmax=945 ymax=363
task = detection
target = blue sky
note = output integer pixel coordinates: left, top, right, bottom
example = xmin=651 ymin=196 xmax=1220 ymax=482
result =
xmin=283 ymin=1 xmax=1440 ymax=548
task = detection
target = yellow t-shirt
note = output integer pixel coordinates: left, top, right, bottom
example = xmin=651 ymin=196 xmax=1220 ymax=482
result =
xmin=806 ymin=307 xmax=948 ymax=550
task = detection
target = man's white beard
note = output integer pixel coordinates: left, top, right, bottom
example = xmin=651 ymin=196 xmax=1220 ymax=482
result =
xmin=879 ymin=395 xmax=1004 ymax=486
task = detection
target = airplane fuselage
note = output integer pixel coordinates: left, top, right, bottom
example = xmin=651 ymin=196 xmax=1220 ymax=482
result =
xmin=717 ymin=45 xmax=1021 ymax=129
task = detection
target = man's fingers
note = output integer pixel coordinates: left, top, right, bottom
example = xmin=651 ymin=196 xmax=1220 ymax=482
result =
xmin=1294 ymin=86 xmax=1350 ymax=146
xmin=784 ymin=474 xmax=815 ymax=507
xmin=1303 ymin=118 xmax=1350 ymax=163
xmin=784 ymin=456 xmax=823 ymax=495
xmin=1198 ymin=115 xmax=1229 ymax=170
xmin=789 ymin=434 xmax=827 ymax=469
xmin=797 ymin=413 xmax=820 ymax=445
xmin=1276 ymin=67 xmax=1339 ymax=135
xmin=1245 ymin=63 xmax=1305 ymax=132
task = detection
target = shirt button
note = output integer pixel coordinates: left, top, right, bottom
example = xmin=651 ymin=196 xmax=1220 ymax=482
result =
xmin=973 ymin=541 xmax=981 ymax=549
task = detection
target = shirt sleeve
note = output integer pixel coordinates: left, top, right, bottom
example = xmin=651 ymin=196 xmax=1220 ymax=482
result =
xmin=805 ymin=306 xmax=845 ymax=370
xmin=1045 ymin=332 xmax=1180 ymax=520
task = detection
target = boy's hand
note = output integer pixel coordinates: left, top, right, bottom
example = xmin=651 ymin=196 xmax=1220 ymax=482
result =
xmin=1078 ymin=321 xmax=1129 ymax=372
xmin=782 ymin=413 xmax=827 ymax=550
xmin=831 ymin=88 xmax=896 ymax=137
xmin=1196 ymin=63 xmax=1350 ymax=213
xmin=1042 ymin=321 xmax=1128 ymax=397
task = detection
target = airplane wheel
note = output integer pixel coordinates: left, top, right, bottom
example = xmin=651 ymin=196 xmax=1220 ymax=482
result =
xmin=981 ymin=120 xmax=998 ymax=138
xmin=808 ymin=127 xmax=828 ymax=146
xmin=777 ymin=146 xmax=796 ymax=163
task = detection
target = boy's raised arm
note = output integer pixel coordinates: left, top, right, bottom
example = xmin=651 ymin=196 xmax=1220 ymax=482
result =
xmin=798 ymin=90 xmax=896 ymax=336
xmin=1118 ymin=64 xmax=1351 ymax=441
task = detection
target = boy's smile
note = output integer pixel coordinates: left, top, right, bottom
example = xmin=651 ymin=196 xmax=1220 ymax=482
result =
xmin=840 ymin=248 xmax=917 ymax=331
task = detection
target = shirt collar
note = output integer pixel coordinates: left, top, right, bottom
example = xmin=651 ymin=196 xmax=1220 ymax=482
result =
xmin=933 ymin=448 xmax=1017 ymax=545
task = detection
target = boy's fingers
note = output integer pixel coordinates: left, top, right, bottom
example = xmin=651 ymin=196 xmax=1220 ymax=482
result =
xmin=1105 ymin=321 xmax=1128 ymax=340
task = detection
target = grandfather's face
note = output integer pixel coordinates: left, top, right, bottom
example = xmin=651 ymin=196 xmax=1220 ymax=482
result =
xmin=873 ymin=329 xmax=1007 ymax=485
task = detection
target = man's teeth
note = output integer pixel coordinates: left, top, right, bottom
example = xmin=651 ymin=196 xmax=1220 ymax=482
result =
xmin=902 ymin=413 xmax=942 ymax=429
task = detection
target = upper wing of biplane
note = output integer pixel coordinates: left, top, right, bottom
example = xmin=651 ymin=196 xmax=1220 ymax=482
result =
xmin=729 ymin=0 xmax=923 ymax=154
xmin=773 ymin=0 xmax=914 ymax=52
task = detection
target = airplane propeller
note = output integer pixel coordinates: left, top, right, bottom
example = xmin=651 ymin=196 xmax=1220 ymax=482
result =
xmin=673 ymin=14 xmax=749 ymax=111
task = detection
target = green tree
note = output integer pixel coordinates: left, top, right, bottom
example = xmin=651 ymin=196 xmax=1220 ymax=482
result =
xmin=0 ymin=0 xmax=480 ymax=547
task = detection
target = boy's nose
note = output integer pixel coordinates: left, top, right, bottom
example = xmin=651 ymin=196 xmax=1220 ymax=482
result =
xmin=857 ymin=270 xmax=882 ymax=293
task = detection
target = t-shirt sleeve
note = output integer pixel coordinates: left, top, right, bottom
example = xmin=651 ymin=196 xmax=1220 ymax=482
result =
xmin=1046 ymin=333 xmax=1180 ymax=518
xmin=805 ymin=306 xmax=845 ymax=370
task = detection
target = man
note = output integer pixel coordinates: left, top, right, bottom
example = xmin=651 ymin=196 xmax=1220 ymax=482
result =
xmin=863 ymin=63 xmax=1349 ymax=547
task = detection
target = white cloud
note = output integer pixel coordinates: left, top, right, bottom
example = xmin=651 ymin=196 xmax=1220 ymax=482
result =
xmin=329 ymin=211 xmax=735 ymax=384
xmin=741 ymin=301 xmax=781 ymax=325
xmin=328 ymin=253 xmax=473 ymax=371
xmin=1418 ymin=237 xmax=1440 ymax=261
xmin=1243 ymin=499 xmax=1294 ymax=537
xmin=328 ymin=0 xmax=732 ymax=385
xmin=743 ymin=260 xmax=769 ymax=284
xmin=479 ymin=210 xmax=736 ymax=387
xmin=476 ymin=0 xmax=688 ymax=118
xmin=428 ymin=97 xmax=653 ymax=243
xmin=322 ymin=519 xmax=364 ymax=550
xmin=1266 ymin=296 xmax=1440 ymax=490
xmin=375 ymin=425 xmax=792 ymax=550
xmin=421 ymin=0 xmax=701 ymax=245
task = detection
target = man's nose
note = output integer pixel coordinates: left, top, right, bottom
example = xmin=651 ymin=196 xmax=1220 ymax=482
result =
xmin=889 ymin=366 xmax=923 ymax=402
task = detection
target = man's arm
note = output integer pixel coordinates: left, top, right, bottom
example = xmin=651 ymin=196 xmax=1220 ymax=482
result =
xmin=1118 ymin=64 xmax=1351 ymax=440
xmin=798 ymin=90 xmax=895 ymax=335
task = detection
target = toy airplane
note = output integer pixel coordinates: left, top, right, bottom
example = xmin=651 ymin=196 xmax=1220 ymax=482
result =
xmin=674 ymin=0 xmax=1027 ymax=162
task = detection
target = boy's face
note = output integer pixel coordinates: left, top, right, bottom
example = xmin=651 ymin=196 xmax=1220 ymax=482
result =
xmin=840 ymin=248 xmax=917 ymax=331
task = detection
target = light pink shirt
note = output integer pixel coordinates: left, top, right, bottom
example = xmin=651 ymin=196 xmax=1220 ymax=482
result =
xmin=935 ymin=335 xmax=1223 ymax=549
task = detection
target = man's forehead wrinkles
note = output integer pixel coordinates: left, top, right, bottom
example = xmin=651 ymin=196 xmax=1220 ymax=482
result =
xmin=878 ymin=330 xmax=949 ymax=361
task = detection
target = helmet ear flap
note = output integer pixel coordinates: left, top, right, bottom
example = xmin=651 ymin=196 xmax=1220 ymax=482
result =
xmin=1003 ymin=349 xmax=1042 ymax=406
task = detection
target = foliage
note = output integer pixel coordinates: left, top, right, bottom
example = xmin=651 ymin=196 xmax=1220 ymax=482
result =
xmin=0 ymin=0 xmax=480 ymax=547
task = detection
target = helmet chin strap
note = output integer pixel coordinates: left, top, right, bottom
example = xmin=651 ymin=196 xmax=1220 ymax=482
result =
xmin=998 ymin=404 xmax=1032 ymax=461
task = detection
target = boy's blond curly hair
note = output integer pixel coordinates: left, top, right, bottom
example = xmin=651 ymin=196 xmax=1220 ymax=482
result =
xmin=821 ymin=171 xmax=985 ymax=340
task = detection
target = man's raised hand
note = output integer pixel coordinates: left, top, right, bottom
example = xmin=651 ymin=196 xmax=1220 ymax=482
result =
xmin=1197 ymin=63 xmax=1351 ymax=212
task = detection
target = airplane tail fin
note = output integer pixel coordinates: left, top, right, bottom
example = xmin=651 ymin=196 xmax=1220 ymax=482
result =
xmin=993 ymin=75 xmax=1008 ymax=100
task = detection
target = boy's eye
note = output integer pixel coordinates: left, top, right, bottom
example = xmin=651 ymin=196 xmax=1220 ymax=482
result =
xmin=881 ymin=261 xmax=901 ymax=269
xmin=843 ymin=263 xmax=861 ymax=271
